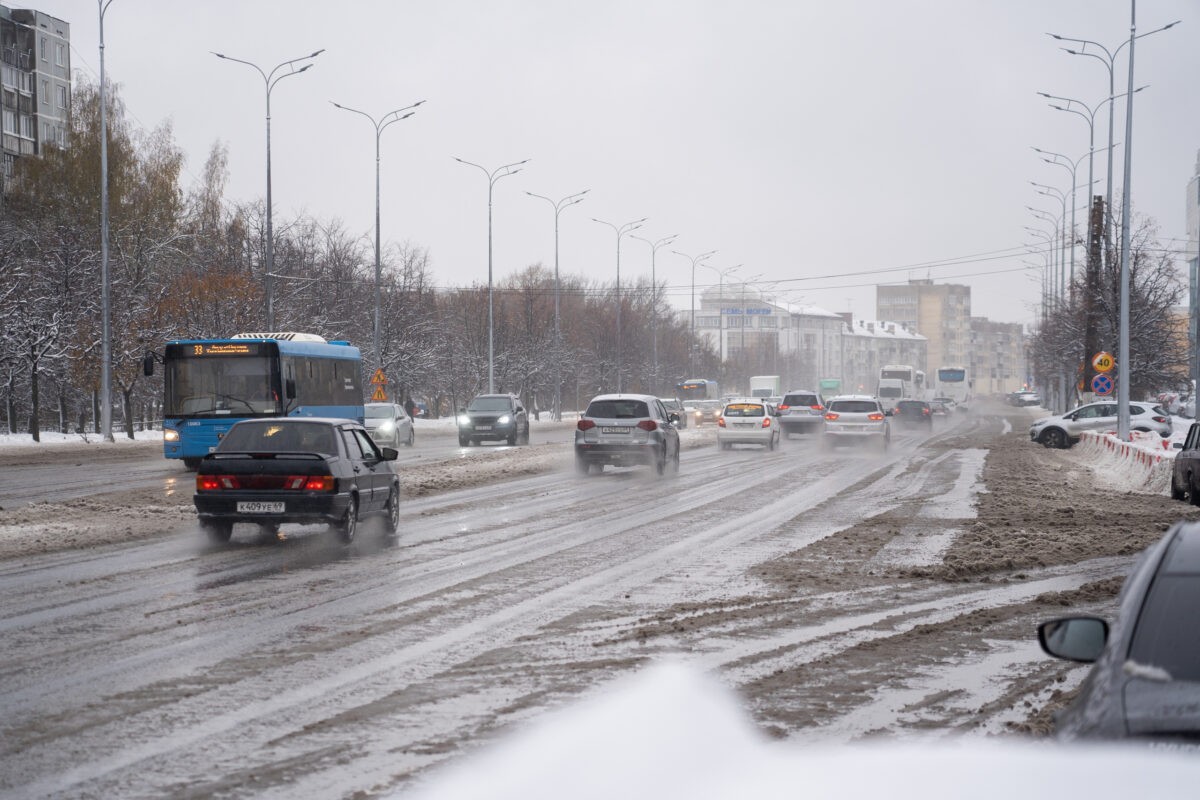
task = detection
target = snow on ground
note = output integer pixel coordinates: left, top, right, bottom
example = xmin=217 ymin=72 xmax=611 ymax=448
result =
xmin=0 ymin=429 xmax=163 ymax=448
xmin=400 ymin=661 xmax=1200 ymax=800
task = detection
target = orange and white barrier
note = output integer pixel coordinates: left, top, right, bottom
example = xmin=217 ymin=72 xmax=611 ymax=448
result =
xmin=1075 ymin=430 xmax=1173 ymax=493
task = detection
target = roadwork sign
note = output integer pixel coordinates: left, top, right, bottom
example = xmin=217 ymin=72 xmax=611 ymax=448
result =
xmin=371 ymin=385 xmax=388 ymax=402
xmin=370 ymin=368 xmax=388 ymax=385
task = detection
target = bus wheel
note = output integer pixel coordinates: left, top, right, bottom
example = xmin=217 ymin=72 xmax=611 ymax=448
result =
xmin=183 ymin=458 xmax=201 ymax=471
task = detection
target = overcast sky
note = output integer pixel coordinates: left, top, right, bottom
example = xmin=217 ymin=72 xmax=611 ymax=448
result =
xmin=39 ymin=0 xmax=1200 ymax=327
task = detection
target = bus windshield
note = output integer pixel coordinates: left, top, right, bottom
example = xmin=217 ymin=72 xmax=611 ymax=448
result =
xmin=938 ymin=368 xmax=966 ymax=382
xmin=165 ymin=354 xmax=281 ymax=417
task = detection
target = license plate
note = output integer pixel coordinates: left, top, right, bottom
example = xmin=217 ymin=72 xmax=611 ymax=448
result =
xmin=734 ymin=422 xmax=757 ymax=428
xmin=237 ymin=501 xmax=284 ymax=514
xmin=476 ymin=425 xmax=492 ymax=431
xmin=602 ymin=427 xmax=629 ymax=434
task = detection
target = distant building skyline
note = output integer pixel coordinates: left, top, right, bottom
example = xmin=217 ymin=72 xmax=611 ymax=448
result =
xmin=1 ymin=3 xmax=70 ymax=184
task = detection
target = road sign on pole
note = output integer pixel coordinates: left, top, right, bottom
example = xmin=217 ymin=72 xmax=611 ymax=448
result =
xmin=1091 ymin=373 xmax=1114 ymax=396
xmin=1092 ymin=352 xmax=1115 ymax=373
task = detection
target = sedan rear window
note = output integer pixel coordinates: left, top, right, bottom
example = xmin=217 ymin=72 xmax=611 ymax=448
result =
xmin=586 ymin=400 xmax=650 ymax=419
xmin=221 ymin=422 xmax=337 ymax=455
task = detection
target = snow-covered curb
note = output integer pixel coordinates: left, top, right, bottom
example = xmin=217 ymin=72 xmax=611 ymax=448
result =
xmin=1076 ymin=430 xmax=1174 ymax=494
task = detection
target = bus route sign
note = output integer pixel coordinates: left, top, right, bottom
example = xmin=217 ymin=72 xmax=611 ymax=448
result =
xmin=1092 ymin=352 xmax=1115 ymax=373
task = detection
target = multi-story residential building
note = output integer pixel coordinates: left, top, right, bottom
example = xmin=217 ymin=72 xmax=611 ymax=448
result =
xmin=968 ymin=317 xmax=1028 ymax=396
xmin=838 ymin=316 xmax=928 ymax=395
xmin=0 ymin=4 xmax=70 ymax=183
xmin=876 ymin=278 xmax=971 ymax=373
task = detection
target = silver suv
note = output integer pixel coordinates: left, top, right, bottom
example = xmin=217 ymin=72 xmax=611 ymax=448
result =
xmin=1029 ymin=401 xmax=1172 ymax=449
xmin=575 ymin=393 xmax=681 ymax=476
xmin=777 ymin=389 xmax=825 ymax=437
xmin=821 ymin=394 xmax=890 ymax=452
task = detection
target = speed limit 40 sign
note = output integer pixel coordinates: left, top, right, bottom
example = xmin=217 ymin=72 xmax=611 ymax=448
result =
xmin=1092 ymin=351 xmax=1115 ymax=373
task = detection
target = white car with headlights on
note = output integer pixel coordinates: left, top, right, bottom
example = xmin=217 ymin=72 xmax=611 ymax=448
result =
xmin=364 ymin=402 xmax=415 ymax=448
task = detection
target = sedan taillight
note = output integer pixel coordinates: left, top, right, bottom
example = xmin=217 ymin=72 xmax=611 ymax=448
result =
xmin=577 ymin=419 xmax=596 ymax=431
xmin=197 ymin=475 xmax=237 ymax=490
xmin=302 ymin=475 xmax=336 ymax=492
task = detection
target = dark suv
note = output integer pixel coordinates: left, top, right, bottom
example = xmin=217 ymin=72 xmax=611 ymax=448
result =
xmin=891 ymin=399 xmax=933 ymax=430
xmin=457 ymin=394 xmax=530 ymax=446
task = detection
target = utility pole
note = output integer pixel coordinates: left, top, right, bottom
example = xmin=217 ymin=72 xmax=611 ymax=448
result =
xmin=1082 ymin=196 xmax=1105 ymax=404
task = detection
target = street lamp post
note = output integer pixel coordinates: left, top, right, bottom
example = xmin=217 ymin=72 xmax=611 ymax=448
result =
xmin=527 ymin=189 xmax=589 ymax=420
xmin=455 ymin=157 xmax=530 ymax=394
xmin=672 ymin=248 xmax=717 ymax=376
xmin=593 ymin=217 xmax=647 ymax=393
xmin=1030 ymin=184 xmax=1068 ymax=304
xmin=701 ymin=263 xmax=742 ymax=363
xmin=631 ymin=232 xmax=678 ymax=396
xmin=213 ymin=47 xmax=324 ymax=330
xmin=330 ymin=99 xmax=424 ymax=372
xmin=1033 ymin=146 xmax=1094 ymax=301
xmin=98 ymin=0 xmax=114 ymax=442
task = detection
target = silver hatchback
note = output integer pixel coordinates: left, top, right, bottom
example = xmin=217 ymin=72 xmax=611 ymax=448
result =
xmin=1029 ymin=401 xmax=1172 ymax=449
xmin=821 ymin=394 xmax=890 ymax=452
xmin=575 ymin=393 xmax=681 ymax=475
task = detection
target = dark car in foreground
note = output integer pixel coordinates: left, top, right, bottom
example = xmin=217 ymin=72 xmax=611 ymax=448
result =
xmin=575 ymin=393 xmax=680 ymax=475
xmin=1037 ymin=520 xmax=1200 ymax=743
xmin=457 ymin=393 xmax=530 ymax=446
xmin=891 ymin=399 xmax=933 ymax=430
xmin=193 ymin=418 xmax=400 ymax=544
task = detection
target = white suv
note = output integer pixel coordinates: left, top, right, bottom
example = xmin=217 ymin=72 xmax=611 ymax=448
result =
xmin=1029 ymin=401 xmax=1172 ymax=449
xmin=821 ymin=395 xmax=891 ymax=452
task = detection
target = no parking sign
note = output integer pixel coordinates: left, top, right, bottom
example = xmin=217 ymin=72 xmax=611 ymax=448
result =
xmin=1091 ymin=373 xmax=1114 ymax=396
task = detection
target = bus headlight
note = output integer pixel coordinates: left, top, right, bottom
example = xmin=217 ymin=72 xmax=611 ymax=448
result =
xmin=163 ymin=428 xmax=180 ymax=442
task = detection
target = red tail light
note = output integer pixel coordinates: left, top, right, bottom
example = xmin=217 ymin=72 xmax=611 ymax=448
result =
xmin=811 ymin=404 xmax=824 ymax=411
xmin=636 ymin=420 xmax=658 ymax=432
xmin=824 ymin=412 xmax=839 ymax=421
xmin=923 ymin=408 xmax=931 ymax=416
xmin=197 ymin=475 xmax=236 ymax=491
xmin=1152 ymin=416 xmax=1167 ymax=423
xmin=196 ymin=474 xmax=335 ymax=491
xmin=777 ymin=404 xmax=791 ymax=411
xmin=868 ymin=412 xmax=884 ymax=421
xmin=303 ymin=475 xmax=336 ymax=492
xmin=717 ymin=417 xmax=726 ymax=428
xmin=577 ymin=419 xmax=596 ymax=431
xmin=761 ymin=417 xmax=772 ymax=428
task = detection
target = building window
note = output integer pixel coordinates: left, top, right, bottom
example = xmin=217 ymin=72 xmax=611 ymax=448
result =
xmin=697 ymin=316 xmax=719 ymax=329
xmin=57 ymin=84 xmax=67 ymax=109
xmin=2 ymin=109 xmax=15 ymax=134
xmin=41 ymin=79 xmax=49 ymax=104
xmin=19 ymin=114 xmax=33 ymax=138
xmin=41 ymin=37 xmax=48 ymax=62
xmin=55 ymin=43 xmax=66 ymax=68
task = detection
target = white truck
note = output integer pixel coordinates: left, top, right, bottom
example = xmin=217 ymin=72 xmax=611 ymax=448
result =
xmin=749 ymin=375 xmax=781 ymax=398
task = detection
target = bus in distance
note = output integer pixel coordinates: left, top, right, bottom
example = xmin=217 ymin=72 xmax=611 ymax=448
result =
xmin=145 ymin=332 xmax=364 ymax=469
xmin=935 ymin=366 xmax=971 ymax=408
xmin=675 ymin=379 xmax=720 ymax=401
xmin=878 ymin=364 xmax=915 ymax=399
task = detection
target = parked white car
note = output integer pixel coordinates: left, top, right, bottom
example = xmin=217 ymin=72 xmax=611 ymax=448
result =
xmin=1029 ymin=401 xmax=1171 ymax=449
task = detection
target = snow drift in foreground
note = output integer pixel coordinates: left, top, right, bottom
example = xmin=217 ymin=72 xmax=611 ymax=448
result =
xmin=399 ymin=661 xmax=1200 ymax=800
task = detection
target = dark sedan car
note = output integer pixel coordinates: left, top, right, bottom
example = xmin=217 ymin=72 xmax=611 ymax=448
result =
xmin=1170 ymin=422 xmax=1200 ymax=504
xmin=1037 ymin=520 xmax=1200 ymax=743
xmin=457 ymin=393 xmax=530 ymax=446
xmin=193 ymin=418 xmax=400 ymax=544
xmin=891 ymin=399 xmax=933 ymax=430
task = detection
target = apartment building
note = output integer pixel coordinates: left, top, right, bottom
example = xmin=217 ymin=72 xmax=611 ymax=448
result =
xmin=968 ymin=317 xmax=1028 ymax=396
xmin=0 ymin=4 xmax=70 ymax=182
xmin=876 ymin=278 xmax=971 ymax=373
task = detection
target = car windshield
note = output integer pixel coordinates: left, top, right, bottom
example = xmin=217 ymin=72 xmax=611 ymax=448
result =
xmin=586 ymin=399 xmax=650 ymax=419
xmin=219 ymin=421 xmax=337 ymax=455
xmin=724 ymin=403 xmax=765 ymax=417
xmin=468 ymin=397 xmax=512 ymax=412
xmin=829 ymin=401 xmax=879 ymax=414
xmin=364 ymin=406 xmax=394 ymax=419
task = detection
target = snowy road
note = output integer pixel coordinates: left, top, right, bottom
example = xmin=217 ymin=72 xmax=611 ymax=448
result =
xmin=0 ymin=406 xmax=1179 ymax=798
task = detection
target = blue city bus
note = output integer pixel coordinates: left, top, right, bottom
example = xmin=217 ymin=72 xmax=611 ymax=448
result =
xmin=147 ymin=333 xmax=364 ymax=468
xmin=675 ymin=379 xmax=720 ymax=401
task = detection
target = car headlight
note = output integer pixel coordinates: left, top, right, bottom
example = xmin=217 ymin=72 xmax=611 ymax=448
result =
xmin=457 ymin=415 xmax=471 ymax=426
xmin=163 ymin=428 xmax=180 ymax=442
xmin=497 ymin=414 xmax=511 ymax=424
xmin=379 ymin=420 xmax=395 ymax=431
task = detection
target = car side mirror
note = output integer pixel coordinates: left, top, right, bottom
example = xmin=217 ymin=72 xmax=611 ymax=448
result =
xmin=380 ymin=447 xmax=398 ymax=461
xmin=668 ymin=412 xmax=680 ymax=424
xmin=1038 ymin=616 xmax=1108 ymax=663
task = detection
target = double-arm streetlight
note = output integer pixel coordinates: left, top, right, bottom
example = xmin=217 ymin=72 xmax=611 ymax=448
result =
xmin=1030 ymin=184 xmax=1068 ymax=302
xmin=1033 ymin=146 xmax=1094 ymax=303
xmin=331 ymin=99 xmax=425 ymax=372
xmin=593 ymin=217 xmax=647 ymax=392
xmin=527 ymin=189 xmax=589 ymax=419
xmin=455 ymin=157 xmax=530 ymax=394
xmin=672 ymin=248 xmax=717 ymax=375
xmin=213 ymin=47 xmax=324 ymax=330
xmin=630 ymin=232 xmax=677 ymax=396
xmin=701 ymin=262 xmax=742 ymax=362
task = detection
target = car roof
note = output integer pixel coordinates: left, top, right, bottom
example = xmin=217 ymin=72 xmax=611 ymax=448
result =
xmin=828 ymin=394 xmax=878 ymax=402
xmin=589 ymin=393 xmax=659 ymax=403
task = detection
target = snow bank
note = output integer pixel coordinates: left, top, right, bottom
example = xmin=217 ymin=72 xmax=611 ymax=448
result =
xmin=1075 ymin=430 xmax=1174 ymax=494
